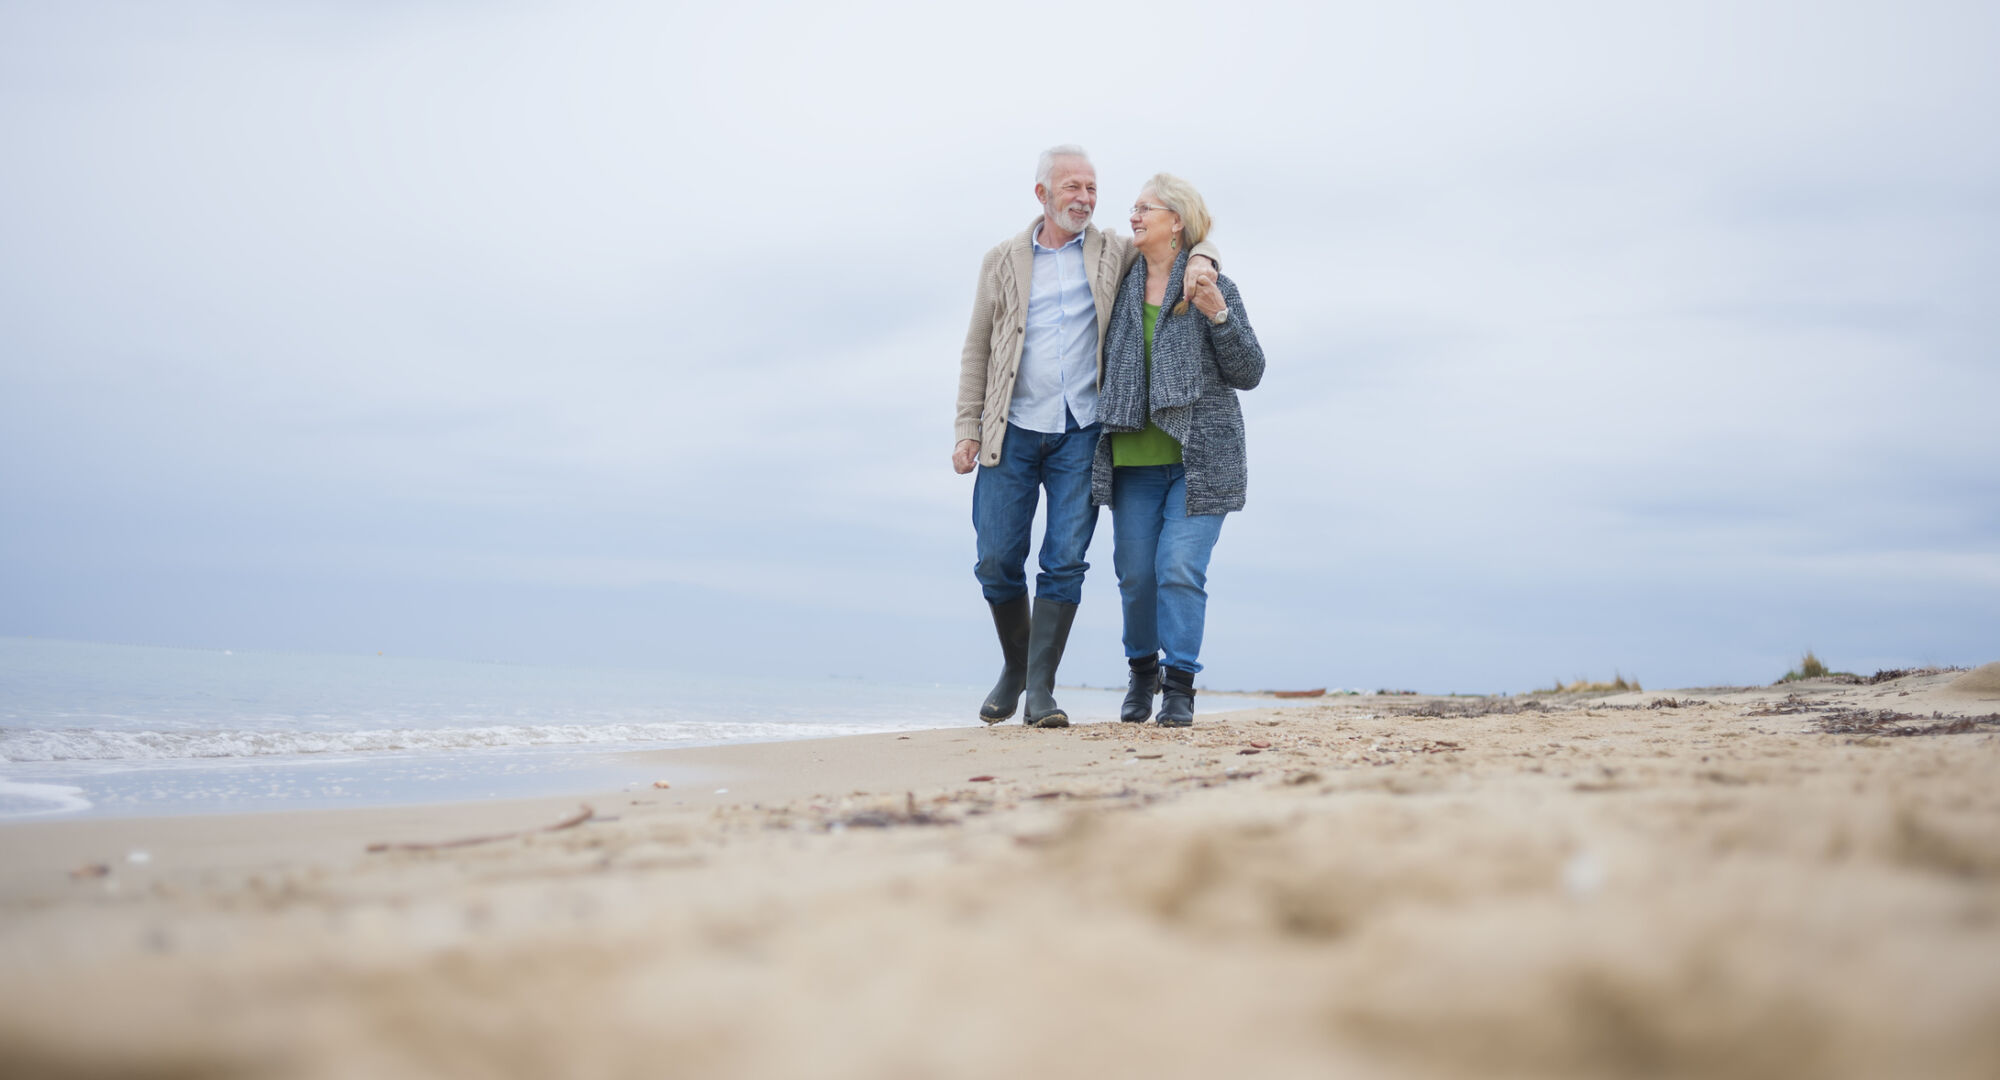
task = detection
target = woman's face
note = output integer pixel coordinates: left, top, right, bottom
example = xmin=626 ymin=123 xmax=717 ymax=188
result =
xmin=1129 ymin=190 xmax=1182 ymax=257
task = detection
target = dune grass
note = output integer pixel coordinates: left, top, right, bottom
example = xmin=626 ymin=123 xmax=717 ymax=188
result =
xmin=1534 ymin=672 xmax=1642 ymax=695
xmin=1779 ymin=649 xmax=1858 ymax=684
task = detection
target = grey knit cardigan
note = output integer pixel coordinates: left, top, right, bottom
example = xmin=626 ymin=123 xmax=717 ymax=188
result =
xmin=1090 ymin=251 xmax=1266 ymax=515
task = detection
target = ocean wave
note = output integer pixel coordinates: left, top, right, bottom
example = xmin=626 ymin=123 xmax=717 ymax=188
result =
xmin=0 ymin=720 xmax=927 ymax=763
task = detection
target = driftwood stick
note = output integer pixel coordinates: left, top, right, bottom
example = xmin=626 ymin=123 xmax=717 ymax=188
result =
xmin=367 ymin=804 xmax=596 ymax=853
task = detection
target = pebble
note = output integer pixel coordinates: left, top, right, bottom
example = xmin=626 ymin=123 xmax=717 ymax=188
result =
xmin=1563 ymin=851 xmax=1606 ymax=898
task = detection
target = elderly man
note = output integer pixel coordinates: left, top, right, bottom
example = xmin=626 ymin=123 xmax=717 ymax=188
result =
xmin=953 ymin=144 xmax=1218 ymax=728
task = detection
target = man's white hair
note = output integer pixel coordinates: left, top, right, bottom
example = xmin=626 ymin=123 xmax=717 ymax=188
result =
xmin=1035 ymin=144 xmax=1092 ymax=189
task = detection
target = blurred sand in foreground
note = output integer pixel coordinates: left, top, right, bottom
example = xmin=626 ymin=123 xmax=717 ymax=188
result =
xmin=3 ymin=666 xmax=1998 ymax=1079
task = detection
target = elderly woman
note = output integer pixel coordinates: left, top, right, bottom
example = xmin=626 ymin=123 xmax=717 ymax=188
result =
xmin=1090 ymin=173 xmax=1265 ymax=727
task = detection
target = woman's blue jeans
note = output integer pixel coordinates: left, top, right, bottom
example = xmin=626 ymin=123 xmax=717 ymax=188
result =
xmin=972 ymin=422 xmax=1102 ymax=605
xmin=1111 ymin=464 xmax=1226 ymax=674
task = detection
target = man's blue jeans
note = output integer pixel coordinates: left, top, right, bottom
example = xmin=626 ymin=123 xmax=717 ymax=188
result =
xmin=973 ymin=422 xmax=1101 ymax=606
xmin=1110 ymin=464 xmax=1226 ymax=674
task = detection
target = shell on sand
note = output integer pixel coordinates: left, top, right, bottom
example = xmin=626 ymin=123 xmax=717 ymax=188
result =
xmin=1945 ymin=661 xmax=2000 ymax=697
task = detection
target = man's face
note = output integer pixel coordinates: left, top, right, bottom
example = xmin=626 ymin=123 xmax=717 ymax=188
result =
xmin=1037 ymin=158 xmax=1097 ymax=236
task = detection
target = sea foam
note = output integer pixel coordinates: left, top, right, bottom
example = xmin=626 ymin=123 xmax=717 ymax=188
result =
xmin=0 ymin=779 xmax=94 ymax=816
xmin=0 ymin=720 xmax=918 ymax=763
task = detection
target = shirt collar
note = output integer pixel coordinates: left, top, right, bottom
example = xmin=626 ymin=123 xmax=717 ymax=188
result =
xmin=1031 ymin=220 xmax=1088 ymax=253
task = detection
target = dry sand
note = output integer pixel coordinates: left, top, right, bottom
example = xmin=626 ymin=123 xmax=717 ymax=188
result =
xmin=3 ymin=668 xmax=1999 ymax=1079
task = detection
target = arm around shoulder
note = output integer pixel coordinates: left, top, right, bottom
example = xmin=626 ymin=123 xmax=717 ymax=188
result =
xmin=1106 ymin=233 xmax=1221 ymax=276
xmin=1188 ymin=238 xmax=1221 ymax=273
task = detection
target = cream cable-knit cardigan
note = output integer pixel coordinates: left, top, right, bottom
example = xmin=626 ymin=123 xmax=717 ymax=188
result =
xmin=955 ymin=216 xmax=1219 ymax=468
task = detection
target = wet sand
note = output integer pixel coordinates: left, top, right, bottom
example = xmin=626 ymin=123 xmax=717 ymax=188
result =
xmin=3 ymin=666 xmax=1998 ymax=1079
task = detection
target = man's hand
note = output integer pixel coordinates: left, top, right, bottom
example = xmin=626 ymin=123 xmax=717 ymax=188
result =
xmin=953 ymin=439 xmax=981 ymax=474
xmin=1183 ymin=254 xmax=1218 ymax=303
xmin=1188 ymin=274 xmax=1226 ymax=320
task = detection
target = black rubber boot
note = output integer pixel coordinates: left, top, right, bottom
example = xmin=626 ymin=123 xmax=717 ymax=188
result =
xmin=1157 ymin=666 xmax=1197 ymax=727
xmin=978 ymin=596 xmax=1032 ymax=724
xmin=1024 ymin=598 xmax=1079 ymax=728
xmin=1120 ymin=654 xmax=1160 ymax=723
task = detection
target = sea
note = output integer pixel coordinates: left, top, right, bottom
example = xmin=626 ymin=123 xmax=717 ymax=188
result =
xmin=0 ymin=637 xmax=1261 ymax=822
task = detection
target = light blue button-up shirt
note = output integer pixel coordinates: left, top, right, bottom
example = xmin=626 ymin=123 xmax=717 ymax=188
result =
xmin=1008 ymin=224 xmax=1098 ymax=434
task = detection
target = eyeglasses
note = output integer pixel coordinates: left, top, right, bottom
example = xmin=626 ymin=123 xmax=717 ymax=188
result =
xmin=1129 ymin=203 xmax=1170 ymax=216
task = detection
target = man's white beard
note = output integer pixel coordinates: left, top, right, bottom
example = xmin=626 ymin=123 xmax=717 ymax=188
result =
xmin=1045 ymin=198 xmax=1091 ymax=234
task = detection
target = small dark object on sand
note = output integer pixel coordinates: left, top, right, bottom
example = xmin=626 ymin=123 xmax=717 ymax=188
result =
xmin=1861 ymin=666 xmax=1965 ymax=685
xmin=1815 ymin=709 xmax=2000 ymax=737
xmin=367 ymin=805 xmax=596 ymax=853
xmin=834 ymin=796 xmax=953 ymax=829
xmin=1402 ymin=698 xmax=1550 ymax=719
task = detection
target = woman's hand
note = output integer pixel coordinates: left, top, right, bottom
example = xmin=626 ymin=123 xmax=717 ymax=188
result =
xmin=1187 ymin=274 xmax=1226 ymax=320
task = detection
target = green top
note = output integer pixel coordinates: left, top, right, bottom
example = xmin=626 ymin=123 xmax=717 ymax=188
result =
xmin=1109 ymin=302 xmax=1184 ymax=466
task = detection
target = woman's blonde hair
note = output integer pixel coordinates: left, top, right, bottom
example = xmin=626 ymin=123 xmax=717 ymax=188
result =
xmin=1142 ymin=172 xmax=1212 ymax=248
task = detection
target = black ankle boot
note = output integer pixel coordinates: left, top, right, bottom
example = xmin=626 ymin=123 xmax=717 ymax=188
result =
xmin=1120 ymin=654 xmax=1160 ymax=723
xmin=1024 ymin=598 xmax=1078 ymax=728
xmin=978 ymin=596 xmax=1031 ymax=723
xmin=1158 ymin=666 xmax=1197 ymax=727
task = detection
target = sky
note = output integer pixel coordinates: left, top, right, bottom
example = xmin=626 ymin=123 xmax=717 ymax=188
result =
xmin=2 ymin=0 xmax=1995 ymax=693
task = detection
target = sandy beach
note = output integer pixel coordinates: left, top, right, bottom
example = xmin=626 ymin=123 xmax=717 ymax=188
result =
xmin=4 ymin=666 xmax=1998 ymax=1079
